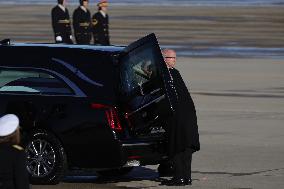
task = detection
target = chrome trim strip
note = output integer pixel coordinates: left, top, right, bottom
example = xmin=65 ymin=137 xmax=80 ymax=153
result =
xmin=52 ymin=58 xmax=103 ymax=87
xmin=122 ymin=143 xmax=152 ymax=147
xmin=127 ymin=94 xmax=165 ymax=116
xmin=150 ymin=88 xmax=162 ymax=95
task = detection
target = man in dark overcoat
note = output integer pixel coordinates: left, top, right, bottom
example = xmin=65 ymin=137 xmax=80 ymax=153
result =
xmin=161 ymin=49 xmax=200 ymax=186
xmin=73 ymin=0 xmax=92 ymax=44
xmin=92 ymin=0 xmax=110 ymax=45
xmin=51 ymin=0 xmax=73 ymax=44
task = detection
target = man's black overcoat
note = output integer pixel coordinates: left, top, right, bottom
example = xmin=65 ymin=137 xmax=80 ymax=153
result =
xmin=167 ymin=68 xmax=200 ymax=157
xmin=92 ymin=12 xmax=110 ymax=45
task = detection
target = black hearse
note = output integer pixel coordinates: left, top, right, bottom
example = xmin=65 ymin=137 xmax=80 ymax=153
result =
xmin=0 ymin=34 xmax=177 ymax=184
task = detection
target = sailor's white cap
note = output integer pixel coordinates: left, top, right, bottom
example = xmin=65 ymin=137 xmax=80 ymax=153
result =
xmin=0 ymin=114 xmax=19 ymax=137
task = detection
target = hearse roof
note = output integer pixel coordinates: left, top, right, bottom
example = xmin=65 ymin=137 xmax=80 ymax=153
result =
xmin=4 ymin=43 xmax=125 ymax=53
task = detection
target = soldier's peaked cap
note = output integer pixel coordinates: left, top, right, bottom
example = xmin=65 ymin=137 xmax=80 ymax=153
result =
xmin=0 ymin=114 xmax=19 ymax=137
xmin=97 ymin=0 xmax=108 ymax=7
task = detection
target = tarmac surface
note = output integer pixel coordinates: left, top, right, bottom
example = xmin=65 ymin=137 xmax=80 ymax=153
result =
xmin=31 ymin=58 xmax=284 ymax=189
xmin=0 ymin=3 xmax=283 ymax=188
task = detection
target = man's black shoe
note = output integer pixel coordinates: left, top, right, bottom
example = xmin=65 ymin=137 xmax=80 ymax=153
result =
xmin=185 ymin=178 xmax=192 ymax=185
xmin=160 ymin=178 xmax=186 ymax=186
xmin=158 ymin=161 xmax=174 ymax=177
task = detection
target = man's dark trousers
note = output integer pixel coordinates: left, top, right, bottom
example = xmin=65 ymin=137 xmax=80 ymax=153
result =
xmin=173 ymin=148 xmax=193 ymax=179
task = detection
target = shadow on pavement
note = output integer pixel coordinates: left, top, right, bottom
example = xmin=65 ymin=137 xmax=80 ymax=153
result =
xmin=62 ymin=167 xmax=168 ymax=184
xmin=192 ymin=167 xmax=284 ymax=177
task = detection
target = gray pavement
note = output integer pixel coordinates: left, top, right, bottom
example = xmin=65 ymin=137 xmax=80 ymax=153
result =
xmin=32 ymin=58 xmax=284 ymax=189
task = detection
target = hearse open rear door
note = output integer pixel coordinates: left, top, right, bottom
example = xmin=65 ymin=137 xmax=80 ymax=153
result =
xmin=118 ymin=33 xmax=178 ymax=135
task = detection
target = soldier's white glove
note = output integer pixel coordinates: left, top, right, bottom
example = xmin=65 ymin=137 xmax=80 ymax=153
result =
xmin=56 ymin=36 xmax=62 ymax=42
xmin=69 ymin=35 xmax=73 ymax=40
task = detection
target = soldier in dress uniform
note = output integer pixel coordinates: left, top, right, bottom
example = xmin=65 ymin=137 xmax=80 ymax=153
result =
xmin=92 ymin=0 xmax=110 ymax=45
xmin=73 ymin=0 xmax=92 ymax=44
xmin=0 ymin=114 xmax=30 ymax=189
xmin=51 ymin=0 xmax=73 ymax=44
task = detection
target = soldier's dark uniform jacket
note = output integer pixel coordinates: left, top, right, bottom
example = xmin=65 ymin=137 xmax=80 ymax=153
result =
xmin=51 ymin=5 xmax=73 ymax=44
xmin=0 ymin=144 xmax=30 ymax=189
xmin=73 ymin=6 xmax=92 ymax=44
xmin=92 ymin=11 xmax=110 ymax=45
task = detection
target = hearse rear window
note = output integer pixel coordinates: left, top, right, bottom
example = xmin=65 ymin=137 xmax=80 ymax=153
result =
xmin=120 ymin=44 xmax=158 ymax=95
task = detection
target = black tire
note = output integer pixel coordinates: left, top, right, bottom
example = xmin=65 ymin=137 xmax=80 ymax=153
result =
xmin=97 ymin=167 xmax=134 ymax=177
xmin=24 ymin=130 xmax=67 ymax=184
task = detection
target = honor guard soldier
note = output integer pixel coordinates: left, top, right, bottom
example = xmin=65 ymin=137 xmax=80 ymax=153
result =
xmin=0 ymin=114 xmax=30 ymax=189
xmin=92 ymin=0 xmax=110 ymax=45
xmin=51 ymin=0 xmax=73 ymax=44
xmin=73 ymin=0 xmax=92 ymax=44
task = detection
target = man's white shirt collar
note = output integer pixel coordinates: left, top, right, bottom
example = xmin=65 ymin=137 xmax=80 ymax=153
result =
xmin=100 ymin=10 xmax=106 ymax=17
xmin=80 ymin=6 xmax=87 ymax=12
xmin=58 ymin=4 xmax=66 ymax=12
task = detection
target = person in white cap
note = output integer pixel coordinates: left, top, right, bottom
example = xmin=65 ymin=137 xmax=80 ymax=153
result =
xmin=92 ymin=0 xmax=110 ymax=45
xmin=0 ymin=114 xmax=30 ymax=189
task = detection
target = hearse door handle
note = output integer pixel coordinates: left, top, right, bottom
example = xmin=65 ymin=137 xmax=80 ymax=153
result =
xmin=142 ymin=111 xmax=147 ymax=118
xmin=52 ymin=104 xmax=66 ymax=117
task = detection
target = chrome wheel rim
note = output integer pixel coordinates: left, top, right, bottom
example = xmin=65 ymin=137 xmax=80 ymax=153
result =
xmin=25 ymin=139 xmax=56 ymax=177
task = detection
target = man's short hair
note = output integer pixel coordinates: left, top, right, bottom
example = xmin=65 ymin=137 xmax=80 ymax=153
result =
xmin=79 ymin=0 xmax=88 ymax=6
xmin=57 ymin=0 xmax=64 ymax=5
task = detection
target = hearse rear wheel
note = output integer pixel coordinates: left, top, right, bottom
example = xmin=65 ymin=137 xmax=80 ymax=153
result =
xmin=24 ymin=130 xmax=67 ymax=184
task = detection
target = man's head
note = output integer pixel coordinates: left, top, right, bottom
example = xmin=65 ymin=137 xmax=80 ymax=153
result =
xmin=162 ymin=49 xmax=176 ymax=69
xmin=80 ymin=0 xmax=88 ymax=7
xmin=97 ymin=0 xmax=108 ymax=12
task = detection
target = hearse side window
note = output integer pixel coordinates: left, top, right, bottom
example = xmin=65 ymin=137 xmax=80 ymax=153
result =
xmin=0 ymin=69 xmax=73 ymax=95
xmin=120 ymin=45 xmax=157 ymax=94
